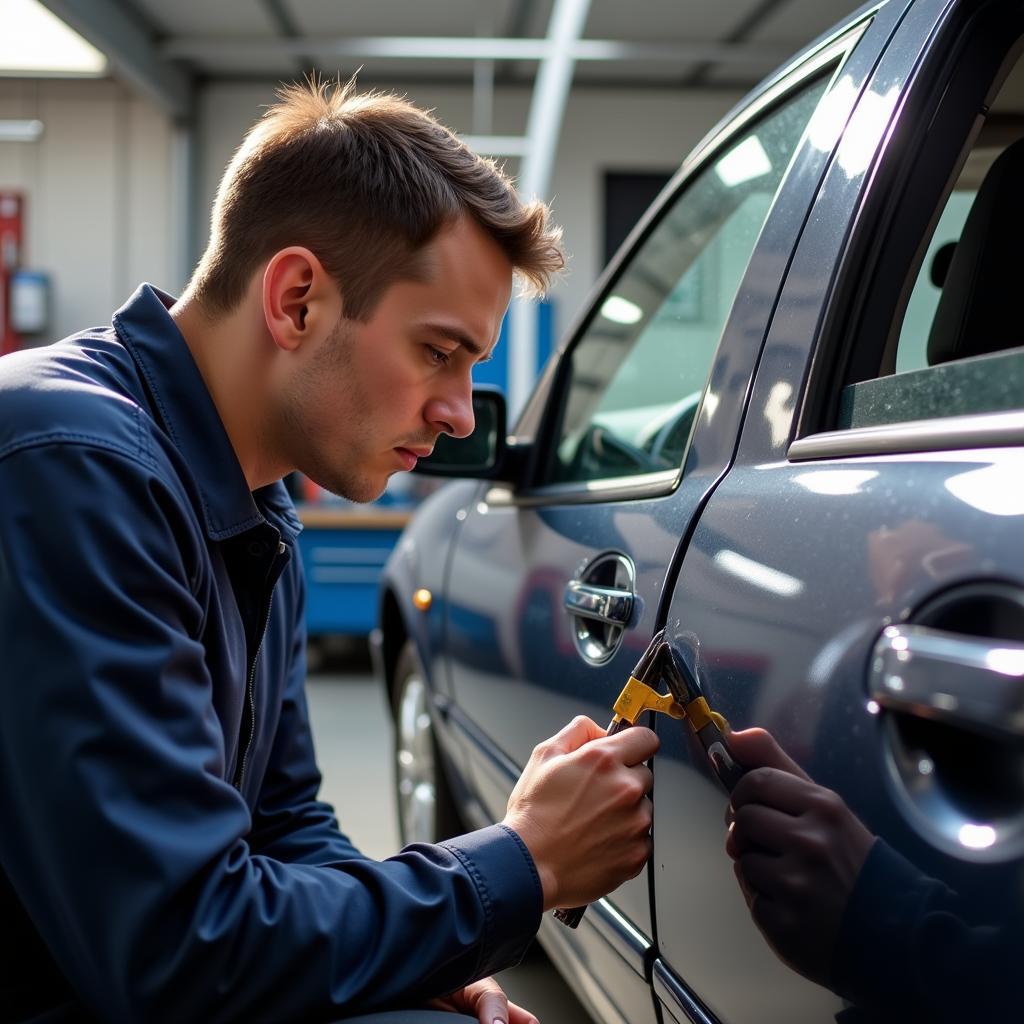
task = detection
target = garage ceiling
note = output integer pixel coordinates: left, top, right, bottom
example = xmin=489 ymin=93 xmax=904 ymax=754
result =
xmin=41 ymin=0 xmax=865 ymax=115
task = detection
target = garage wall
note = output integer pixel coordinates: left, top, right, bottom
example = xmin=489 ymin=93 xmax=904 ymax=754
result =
xmin=0 ymin=78 xmax=176 ymax=345
xmin=0 ymin=76 xmax=744 ymax=350
xmin=195 ymin=81 xmax=744 ymax=341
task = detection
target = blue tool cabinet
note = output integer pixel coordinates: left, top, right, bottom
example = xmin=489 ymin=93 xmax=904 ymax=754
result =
xmin=295 ymin=507 xmax=411 ymax=637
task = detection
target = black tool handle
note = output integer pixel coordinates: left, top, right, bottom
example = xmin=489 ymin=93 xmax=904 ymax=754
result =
xmin=553 ymin=716 xmax=631 ymax=928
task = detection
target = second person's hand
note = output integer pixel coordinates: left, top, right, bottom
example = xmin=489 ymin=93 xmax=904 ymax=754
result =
xmin=724 ymin=728 xmax=875 ymax=987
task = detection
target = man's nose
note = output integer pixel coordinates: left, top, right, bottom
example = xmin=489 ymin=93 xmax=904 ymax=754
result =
xmin=425 ymin=382 xmax=475 ymax=439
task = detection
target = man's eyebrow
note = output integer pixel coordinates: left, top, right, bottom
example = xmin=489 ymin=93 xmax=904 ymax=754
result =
xmin=423 ymin=322 xmax=493 ymax=363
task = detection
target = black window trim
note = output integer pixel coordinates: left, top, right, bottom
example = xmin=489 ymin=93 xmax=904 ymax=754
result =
xmin=789 ymin=1 xmax=1024 ymax=463
xmin=508 ymin=18 xmax=872 ymax=508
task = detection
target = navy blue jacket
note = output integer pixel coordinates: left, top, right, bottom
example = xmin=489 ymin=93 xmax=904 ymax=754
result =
xmin=0 ymin=285 xmax=542 ymax=1022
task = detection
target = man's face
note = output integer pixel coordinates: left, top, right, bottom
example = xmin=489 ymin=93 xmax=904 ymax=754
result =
xmin=279 ymin=216 xmax=513 ymax=502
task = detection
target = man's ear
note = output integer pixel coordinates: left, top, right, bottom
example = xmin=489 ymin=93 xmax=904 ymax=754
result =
xmin=262 ymin=247 xmax=342 ymax=352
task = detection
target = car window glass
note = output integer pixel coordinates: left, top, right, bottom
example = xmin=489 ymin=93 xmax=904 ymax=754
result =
xmin=547 ymin=74 xmax=831 ymax=486
xmin=893 ymin=192 xmax=974 ymax=374
xmin=837 ymin=53 xmax=1024 ymax=430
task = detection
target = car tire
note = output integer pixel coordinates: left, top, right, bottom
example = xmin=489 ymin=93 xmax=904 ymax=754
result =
xmin=391 ymin=640 xmax=464 ymax=845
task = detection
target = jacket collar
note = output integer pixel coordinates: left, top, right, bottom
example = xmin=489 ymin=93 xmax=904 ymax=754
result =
xmin=112 ymin=284 xmax=302 ymax=543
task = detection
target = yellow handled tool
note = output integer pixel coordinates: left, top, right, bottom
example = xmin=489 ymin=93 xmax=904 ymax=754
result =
xmin=553 ymin=631 xmax=745 ymax=929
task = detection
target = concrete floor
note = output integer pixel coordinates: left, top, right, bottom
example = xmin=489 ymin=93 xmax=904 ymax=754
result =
xmin=305 ymin=650 xmax=594 ymax=1024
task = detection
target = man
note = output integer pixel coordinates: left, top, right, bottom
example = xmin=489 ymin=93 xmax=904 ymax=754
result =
xmin=0 ymin=80 xmax=659 ymax=1022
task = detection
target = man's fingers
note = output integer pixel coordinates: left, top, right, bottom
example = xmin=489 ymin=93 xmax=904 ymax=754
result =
xmin=629 ymin=763 xmax=654 ymax=797
xmin=727 ymin=728 xmax=810 ymax=781
xmin=544 ymin=718 xmax=659 ymax=766
xmin=730 ymin=765 xmax=818 ymax=814
xmin=463 ymin=976 xmax=509 ymax=1024
xmin=545 ymin=715 xmax=606 ymax=754
xmin=472 ymin=985 xmax=540 ymax=1024
xmin=730 ymin=802 xmax=804 ymax=855
xmin=736 ymin=850 xmax=786 ymax=900
xmin=507 ymin=999 xmax=541 ymax=1024
xmin=599 ymin=724 xmax=659 ymax=766
xmin=474 ymin=989 xmax=508 ymax=1024
xmin=732 ymin=857 xmax=756 ymax=906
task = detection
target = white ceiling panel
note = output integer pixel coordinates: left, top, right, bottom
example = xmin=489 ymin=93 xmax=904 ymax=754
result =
xmin=189 ymin=53 xmax=301 ymax=78
xmin=291 ymin=0 xmax=530 ymax=37
xmin=584 ymin=0 xmax=756 ymax=44
xmin=702 ymin=58 xmax=788 ymax=88
xmin=130 ymin=0 xmax=277 ymax=38
xmin=570 ymin=59 xmax=705 ymax=85
xmin=748 ymin=0 xmax=861 ymax=45
xmin=100 ymin=0 xmax=868 ymax=91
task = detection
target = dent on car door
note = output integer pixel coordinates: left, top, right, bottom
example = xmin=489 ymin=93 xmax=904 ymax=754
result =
xmin=653 ymin=3 xmax=1024 ymax=1023
xmin=440 ymin=31 xmax=856 ymax=1024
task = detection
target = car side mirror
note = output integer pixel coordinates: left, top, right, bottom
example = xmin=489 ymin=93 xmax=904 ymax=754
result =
xmin=413 ymin=387 xmax=524 ymax=481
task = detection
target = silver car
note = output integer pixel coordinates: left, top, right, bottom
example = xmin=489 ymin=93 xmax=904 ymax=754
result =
xmin=376 ymin=1 xmax=1024 ymax=1020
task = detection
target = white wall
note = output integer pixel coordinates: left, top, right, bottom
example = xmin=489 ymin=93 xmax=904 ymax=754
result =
xmin=0 ymin=78 xmax=176 ymax=345
xmin=195 ymin=81 xmax=744 ymax=341
xmin=0 ymin=75 xmax=742 ymax=349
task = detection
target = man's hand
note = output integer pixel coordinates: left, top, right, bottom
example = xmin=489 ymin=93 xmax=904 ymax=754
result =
xmin=725 ymin=728 xmax=875 ymax=988
xmin=428 ymin=975 xmax=538 ymax=1024
xmin=502 ymin=716 xmax=658 ymax=911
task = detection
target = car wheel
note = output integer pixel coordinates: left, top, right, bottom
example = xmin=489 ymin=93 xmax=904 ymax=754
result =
xmin=392 ymin=641 xmax=463 ymax=845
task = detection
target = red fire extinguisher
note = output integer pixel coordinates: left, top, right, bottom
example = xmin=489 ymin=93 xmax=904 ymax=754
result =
xmin=0 ymin=192 xmax=24 ymax=356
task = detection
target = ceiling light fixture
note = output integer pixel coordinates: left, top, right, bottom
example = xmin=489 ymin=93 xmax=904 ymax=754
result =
xmin=0 ymin=0 xmax=107 ymax=78
xmin=0 ymin=119 xmax=44 ymax=142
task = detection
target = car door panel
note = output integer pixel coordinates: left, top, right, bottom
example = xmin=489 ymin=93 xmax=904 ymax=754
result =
xmin=444 ymin=485 xmax=709 ymax=932
xmin=652 ymin=2 xmax=1024 ymax=1020
xmin=655 ymin=452 xmax=1024 ymax=1022
xmin=440 ymin=11 xmax=879 ymax=827
xmin=438 ymin=21 xmax=886 ymax=1024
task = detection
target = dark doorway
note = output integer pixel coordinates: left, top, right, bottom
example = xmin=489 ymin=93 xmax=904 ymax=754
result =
xmin=603 ymin=170 xmax=674 ymax=267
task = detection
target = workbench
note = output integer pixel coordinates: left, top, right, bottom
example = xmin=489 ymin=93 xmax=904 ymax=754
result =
xmin=295 ymin=505 xmax=411 ymax=638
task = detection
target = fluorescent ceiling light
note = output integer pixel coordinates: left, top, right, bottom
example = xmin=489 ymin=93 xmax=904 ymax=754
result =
xmin=714 ymin=135 xmax=772 ymax=188
xmin=0 ymin=119 xmax=44 ymax=142
xmin=600 ymin=295 xmax=643 ymax=325
xmin=0 ymin=0 xmax=107 ymax=77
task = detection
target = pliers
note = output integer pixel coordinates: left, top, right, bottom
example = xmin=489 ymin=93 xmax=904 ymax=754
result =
xmin=554 ymin=630 xmax=745 ymax=928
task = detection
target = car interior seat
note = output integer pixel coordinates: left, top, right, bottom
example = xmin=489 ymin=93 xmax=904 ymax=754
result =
xmin=927 ymin=136 xmax=1024 ymax=366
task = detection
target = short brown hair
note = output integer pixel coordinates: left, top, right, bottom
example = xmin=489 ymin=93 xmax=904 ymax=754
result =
xmin=189 ymin=78 xmax=565 ymax=320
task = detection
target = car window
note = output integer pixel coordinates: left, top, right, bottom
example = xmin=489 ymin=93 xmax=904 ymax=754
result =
xmin=546 ymin=74 xmax=831 ymax=486
xmin=835 ymin=53 xmax=1024 ymax=431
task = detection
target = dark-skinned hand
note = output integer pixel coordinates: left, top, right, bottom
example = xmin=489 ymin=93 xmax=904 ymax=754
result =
xmin=724 ymin=728 xmax=875 ymax=989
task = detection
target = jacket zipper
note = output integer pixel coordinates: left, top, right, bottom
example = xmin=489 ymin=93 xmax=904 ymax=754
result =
xmin=232 ymin=589 xmax=273 ymax=792
xmin=233 ymin=538 xmax=287 ymax=792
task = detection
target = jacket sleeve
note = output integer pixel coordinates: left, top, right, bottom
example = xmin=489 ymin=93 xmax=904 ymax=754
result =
xmin=831 ymin=839 xmax=1021 ymax=1022
xmin=0 ymin=440 xmax=542 ymax=1024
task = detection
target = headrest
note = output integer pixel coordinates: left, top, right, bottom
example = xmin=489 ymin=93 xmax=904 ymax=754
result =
xmin=930 ymin=241 xmax=956 ymax=288
xmin=927 ymin=138 xmax=1024 ymax=366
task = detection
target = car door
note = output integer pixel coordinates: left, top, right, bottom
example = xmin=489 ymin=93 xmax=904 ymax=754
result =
xmin=440 ymin=21 xmax=870 ymax=1024
xmin=652 ymin=2 xmax=1024 ymax=1022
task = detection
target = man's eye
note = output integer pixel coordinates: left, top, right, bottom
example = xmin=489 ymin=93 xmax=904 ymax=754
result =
xmin=428 ymin=346 xmax=451 ymax=366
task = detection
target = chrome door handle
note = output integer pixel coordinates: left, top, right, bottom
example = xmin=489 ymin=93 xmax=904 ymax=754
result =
xmin=563 ymin=580 xmax=634 ymax=627
xmin=870 ymin=624 xmax=1024 ymax=743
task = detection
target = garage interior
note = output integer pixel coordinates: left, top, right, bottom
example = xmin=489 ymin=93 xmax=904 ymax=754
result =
xmin=0 ymin=2 xmax=866 ymax=1020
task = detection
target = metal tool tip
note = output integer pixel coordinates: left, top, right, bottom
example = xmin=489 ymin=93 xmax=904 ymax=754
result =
xmin=661 ymin=642 xmax=701 ymax=702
